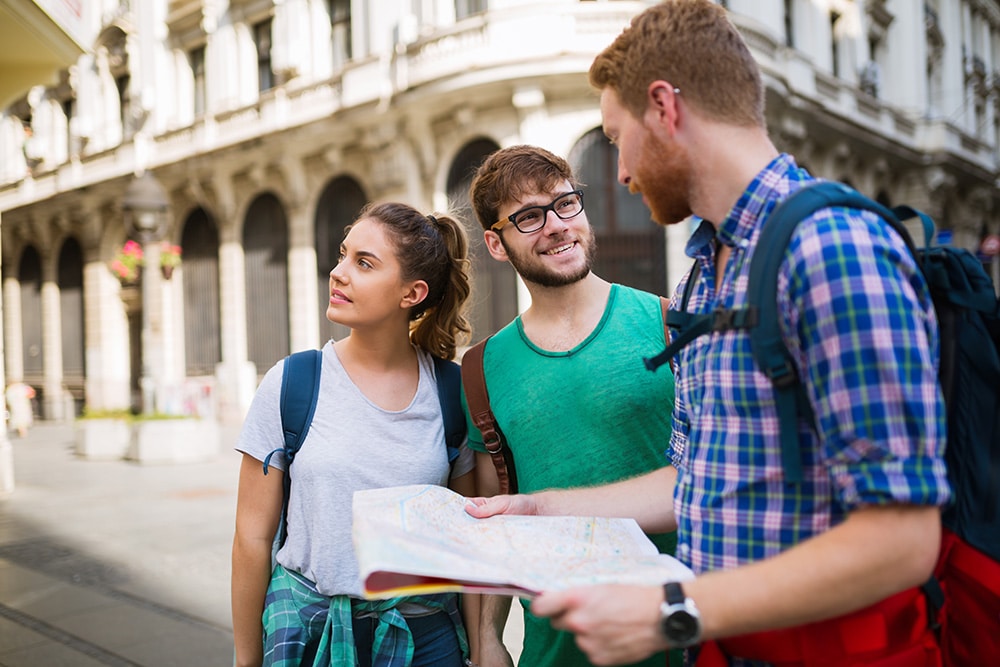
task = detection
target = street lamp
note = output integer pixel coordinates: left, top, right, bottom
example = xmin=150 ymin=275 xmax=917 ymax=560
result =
xmin=122 ymin=171 xmax=169 ymax=415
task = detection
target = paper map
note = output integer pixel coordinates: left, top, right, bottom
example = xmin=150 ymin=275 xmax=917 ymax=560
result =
xmin=353 ymin=484 xmax=693 ymax=599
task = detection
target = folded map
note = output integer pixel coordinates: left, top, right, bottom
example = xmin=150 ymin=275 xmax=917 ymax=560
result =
xmin=353 ymin=484 xmax=693 ymax=599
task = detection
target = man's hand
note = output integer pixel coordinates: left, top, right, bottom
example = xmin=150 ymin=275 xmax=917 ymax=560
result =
xmin=465 ymin=494 xmax=540 ymax=518
xmin=530 ymin=584 xmax=667 ymax=666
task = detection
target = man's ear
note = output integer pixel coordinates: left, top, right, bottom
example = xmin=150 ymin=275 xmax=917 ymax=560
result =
xmin=401 ymin=279 xmax=430 ymax=310
xmin=647 ymin=81 xmax=681 ymax=132
xmin=484 ymin=230 xmax=509 ymax=262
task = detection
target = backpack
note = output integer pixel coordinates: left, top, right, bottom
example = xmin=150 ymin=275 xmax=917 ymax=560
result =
xmin=263 ymin=349 xmax=467 ymax=557
xmin=645 ymin=181 xmax=1000 ymax=665
xmin=462 ymin=296 xmax=673 ymax=496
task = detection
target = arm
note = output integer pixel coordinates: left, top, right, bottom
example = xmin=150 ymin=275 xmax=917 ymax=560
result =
xmin=231 ymin=453 xmax=283 ymax=667
xmin=469 ymin=453 xmax=514 ymax=666
xmin=531 ymin=502 xmax=940 ymax=665
xmin=447 ymin=468 xmax=481 ymax=661
xmin=466 ymin=465 xmax=677 ymax=534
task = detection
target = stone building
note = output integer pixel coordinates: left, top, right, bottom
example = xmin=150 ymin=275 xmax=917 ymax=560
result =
xmin=0 ymin=0 xmax=997 ymax=427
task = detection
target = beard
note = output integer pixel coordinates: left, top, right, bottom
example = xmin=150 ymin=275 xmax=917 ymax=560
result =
xmin=501 ymin=230 xmax=596 ymax=288
xmin=632 ymin=131 xmax=693 ymax=226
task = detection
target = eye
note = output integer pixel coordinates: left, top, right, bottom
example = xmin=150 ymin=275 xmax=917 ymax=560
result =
xmin=557 ymin=197 xmax=576 ymax=211
xmin=357 ymin=257 xmax=373 ymax=270
xmin=515 ymin=209 xmax=541 ymax=226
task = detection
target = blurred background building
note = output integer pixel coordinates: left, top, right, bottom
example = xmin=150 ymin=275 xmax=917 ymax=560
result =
xmin=0 ymin=0 xmax=89 ymax=494
xmin=0 ymin=0 xmax=998 ymax=430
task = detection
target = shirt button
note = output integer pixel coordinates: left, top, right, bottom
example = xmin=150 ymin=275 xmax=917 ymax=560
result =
xmin=677 ymin=543 xmax=690 ymax=559
xmin=692 ymin=404 xmax=701 ymax=416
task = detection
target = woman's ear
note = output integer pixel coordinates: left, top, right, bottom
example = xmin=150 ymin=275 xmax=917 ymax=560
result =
xmin=484 ymin=230 xmax=509 ymax=262
xmin=400 ymin=279 xmax=430 ymax=310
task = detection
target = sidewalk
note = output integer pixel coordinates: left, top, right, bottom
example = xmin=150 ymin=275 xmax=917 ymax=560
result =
xmin=0 ymin=422 xmax=240 ymax=666
xmin=0 ymin=421 xmax=524 ymax=666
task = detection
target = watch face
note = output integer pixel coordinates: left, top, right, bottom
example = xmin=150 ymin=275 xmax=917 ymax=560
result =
xmin=664 ymin=610 xmax=698 ymax=640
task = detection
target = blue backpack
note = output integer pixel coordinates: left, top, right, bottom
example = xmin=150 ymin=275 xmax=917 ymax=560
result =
xmin=646 ymin=181 xmax=1000 ymax=663
xmin=263 ymin=349 xmax=466 ymax=553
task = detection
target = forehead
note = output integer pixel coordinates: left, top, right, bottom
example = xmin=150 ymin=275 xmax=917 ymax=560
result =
xmin=343 ymin=217 xmax=391 ymax=249
xmin=599 ymin=87 xmax=630 ymax=136
xmin=503 ymin=178 xmax=575 ymax=212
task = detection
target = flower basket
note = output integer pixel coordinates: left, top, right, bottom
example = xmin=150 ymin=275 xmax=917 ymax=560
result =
xmin=110 ymin=240 xmax=143 ymax=285
xmin=160 ymin=243 xmax=182 ymax=280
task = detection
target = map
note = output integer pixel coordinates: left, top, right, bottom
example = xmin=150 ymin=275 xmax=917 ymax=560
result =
xmin=353 ymin=484 xmax=694 ymax=599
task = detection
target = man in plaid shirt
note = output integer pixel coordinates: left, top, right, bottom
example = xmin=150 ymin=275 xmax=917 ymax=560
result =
xmin=467 ymin=2 xmax=950 ymax=665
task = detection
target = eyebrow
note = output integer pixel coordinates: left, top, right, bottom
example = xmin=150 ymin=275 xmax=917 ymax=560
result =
xmin=340 ymin=244 xmax=382 ymax=264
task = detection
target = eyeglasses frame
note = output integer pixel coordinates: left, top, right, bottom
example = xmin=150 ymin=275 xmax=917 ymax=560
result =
xmin=490 ymin=189 xmax=586 ymax=233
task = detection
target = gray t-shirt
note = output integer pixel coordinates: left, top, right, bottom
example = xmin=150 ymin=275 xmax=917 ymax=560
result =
xmin=236 ymin=341 xmax=475 ymax=596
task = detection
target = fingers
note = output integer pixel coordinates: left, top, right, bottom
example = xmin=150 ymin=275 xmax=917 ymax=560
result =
xmin=464 ymin=495 xmax=535 ymax=518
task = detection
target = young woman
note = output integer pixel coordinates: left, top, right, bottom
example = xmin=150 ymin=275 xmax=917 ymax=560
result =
xmin=231 ymin=202 xmax=477 ymax=667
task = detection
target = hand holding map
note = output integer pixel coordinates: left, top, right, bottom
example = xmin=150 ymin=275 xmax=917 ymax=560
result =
xmin=353 ymin=484 xmax=693 ymax=599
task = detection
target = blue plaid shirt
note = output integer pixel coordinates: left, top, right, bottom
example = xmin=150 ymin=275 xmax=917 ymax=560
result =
xmin=669 ymin=154 xmax=950 ymax=575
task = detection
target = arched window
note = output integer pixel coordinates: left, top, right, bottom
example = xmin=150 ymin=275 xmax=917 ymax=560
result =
xmin=243 ymin=193 xmax=290 ymax=374
xmin=57 ymin=237 xmax=85 ymax=383
xmin=446 ymin=137 xmax=518 ymax=340
xmin=570 ymin=128 xmax=667 ymax=295
xmin=18 ymin=246 xmax=44 ymax=381
xmin=315 ymin=176 xmax=367 ymax=344
xmin=181 ymin=208 xmax=222 ymax=376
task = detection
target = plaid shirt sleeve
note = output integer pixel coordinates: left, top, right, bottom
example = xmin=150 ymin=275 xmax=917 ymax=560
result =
xmin=779 ymin=206 xmax=951 ymax=509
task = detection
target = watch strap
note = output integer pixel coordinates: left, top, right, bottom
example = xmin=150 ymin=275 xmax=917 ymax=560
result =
xmin=664 ymin=581 xmax=686 ymax=605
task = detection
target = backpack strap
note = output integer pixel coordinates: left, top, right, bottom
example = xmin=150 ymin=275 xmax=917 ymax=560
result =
xmin=645 ymin=260 xmax=757 ymax=373
xmin=461 ymin=337 xmax=518 ymax=495
xmin=263 ymin=349 xmax=322 ymax=549
xmin=432 ymin=355 xmax=465 ymax=464
xmin=750 ymin=181 xmax=915 ymax=482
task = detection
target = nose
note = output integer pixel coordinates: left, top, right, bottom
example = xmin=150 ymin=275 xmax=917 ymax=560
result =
xmin=330 ymin=262 xmax=345 ymax=283
xmin=543 ymin=208 xmax=570 ymax=234
xmin=617 ymin=152 xmax=630 ymax=187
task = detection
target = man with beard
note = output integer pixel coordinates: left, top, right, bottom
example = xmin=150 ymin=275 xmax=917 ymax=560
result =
xmin=464 ymin=144 xmax=680 ymax=667
xmin=467 ymin=2 xmax=949 ymax=666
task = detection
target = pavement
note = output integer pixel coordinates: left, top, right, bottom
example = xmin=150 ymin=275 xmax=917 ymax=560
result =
xmin=0 ymin=421 xmax=524 ymax=666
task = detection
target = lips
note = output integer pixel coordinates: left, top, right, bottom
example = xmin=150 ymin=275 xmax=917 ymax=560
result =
xmin=330 ymin=289 xmax=351 ymax=303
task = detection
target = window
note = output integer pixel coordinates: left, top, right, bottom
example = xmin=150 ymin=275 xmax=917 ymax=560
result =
xmin=61 ymin=97 xmax=75 ymax=158
xmin=328 ymin=0 xmax=352 ymax=71
xmin=830 ymin=10 xmax=841 ymax=78
xmin=190 ymin=46 xmax=206 ymax=116
xmin=784 ymin=0 xmax=794 ymax=48
xmin=116 ymin=73 xmax=131 ymax=128
xmin=456 ymin=0 xmax=487 ymax=21
xmin=254 ymin=19 xmax=274 ymax=93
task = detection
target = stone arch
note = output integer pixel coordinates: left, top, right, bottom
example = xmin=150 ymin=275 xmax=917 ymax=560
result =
xmin=56 ymin=236 xmax=85 ymax=412
xmin=446 ymin=136 xmax=517 ymax=340
xmin=180 ymin=207 xmax=222 ymax=376
xmin=570 ymin=127 xmax=667 ymax=295
xmin=315 ymin=175 xmax=367 ymax=344
xmin=243 ymin=192 xmax=290 ymax=374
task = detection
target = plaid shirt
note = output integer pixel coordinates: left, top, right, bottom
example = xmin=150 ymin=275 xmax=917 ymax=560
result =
xmin=668 ymin=153 xmax=950 ymax=575
xmin=262 ymin=564 xmax=468 ymax=666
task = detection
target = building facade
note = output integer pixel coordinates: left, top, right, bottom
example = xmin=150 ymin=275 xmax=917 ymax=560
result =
xmin=1 ymin=0 xmax=998 ymax=426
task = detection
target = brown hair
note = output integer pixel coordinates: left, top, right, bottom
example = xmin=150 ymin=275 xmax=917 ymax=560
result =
xmin=469 ymin=145 xmax=581 ymax=231
xmin=357 ymin=202 xmax=472 ymax=360
xmin=589 ymin=0 xmax=764 ymax=127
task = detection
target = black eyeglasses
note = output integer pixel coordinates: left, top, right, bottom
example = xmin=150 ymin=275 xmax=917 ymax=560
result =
xmin=491 ymin=190 xmax=585 ymax=233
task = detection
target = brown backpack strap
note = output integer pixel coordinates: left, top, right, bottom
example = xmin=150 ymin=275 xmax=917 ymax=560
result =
xmin=461 ymin=337 xmax=517 ymax=495
xmin=659 ymin=296 xmax=670 ymax=338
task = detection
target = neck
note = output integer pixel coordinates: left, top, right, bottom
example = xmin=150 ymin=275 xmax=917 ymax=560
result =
xmin=520 ymin=273 xmax=611 ymax=339
xmin=334 ymin=324 xmax=416 ymax=372
xmin=688 ymin=121 xmax=779 ymax=228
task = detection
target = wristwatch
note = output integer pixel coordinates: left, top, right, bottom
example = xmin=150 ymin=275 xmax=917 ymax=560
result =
xmin=659 ymin=582 xmax=702 ymax=648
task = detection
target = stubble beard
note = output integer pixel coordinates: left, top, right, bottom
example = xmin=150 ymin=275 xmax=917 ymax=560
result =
xmin=501 ymin=231 xmax=596 ymax=288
